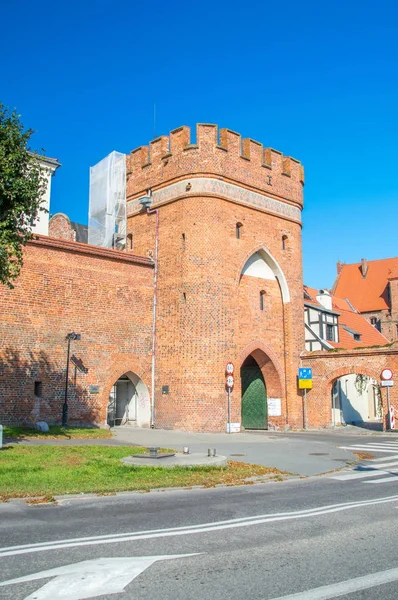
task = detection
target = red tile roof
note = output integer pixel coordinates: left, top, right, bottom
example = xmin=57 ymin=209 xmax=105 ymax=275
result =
xmin=304 ymin=285 xmax=389 ymax=349
xmin=333 ymin=258 xmax=398 ymax=312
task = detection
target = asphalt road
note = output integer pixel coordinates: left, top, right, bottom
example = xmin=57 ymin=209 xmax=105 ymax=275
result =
xmin=1 ymin=452 xmax=398 ymax=600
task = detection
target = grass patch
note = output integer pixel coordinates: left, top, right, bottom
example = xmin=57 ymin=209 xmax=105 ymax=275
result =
xmin=0 ymin=446 xmax=282 ymax=499
xmin=3 ymin=426 xmax=112 ymax=440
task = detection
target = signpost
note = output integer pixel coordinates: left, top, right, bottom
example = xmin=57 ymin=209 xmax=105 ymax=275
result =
xmin=381 ymin=369 xmax=394 ymax=430
xmin=226 ymin=363 xmax=234 ymax=433
xmin=298 ymin=368 xmax=312 ymax=430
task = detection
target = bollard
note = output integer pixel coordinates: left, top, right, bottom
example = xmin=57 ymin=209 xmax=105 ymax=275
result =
xmin=183 ymin=446 xmax=190 ymax=454
xmin=208 ymin=448 xmax=216 ymax=457
xmin=0 ymin=424 xmax=3 ymax=450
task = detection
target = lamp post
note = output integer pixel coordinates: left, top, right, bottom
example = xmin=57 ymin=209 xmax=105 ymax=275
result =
xmin=62 ymin=332 xmax=81 ymax=428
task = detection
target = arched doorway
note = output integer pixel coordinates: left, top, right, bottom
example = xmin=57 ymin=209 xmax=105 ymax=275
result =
xmin=241 ymin=355 xmax=268 ymax=429
xmin=107 ymin=371 xmax=150 ymax=427
xmin=331 ymin=373 xmax=382 ymax=426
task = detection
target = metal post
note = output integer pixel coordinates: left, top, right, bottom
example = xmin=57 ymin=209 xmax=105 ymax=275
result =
xmin=303 ymin=388 xmax=308 ymax=430
xmin=387 ymin=386 xmax=391 ymax=431
xmin=227 ymin=387 xmax=231 ymax=433
xmin=62 ymin=336 xmax=71 ymax=428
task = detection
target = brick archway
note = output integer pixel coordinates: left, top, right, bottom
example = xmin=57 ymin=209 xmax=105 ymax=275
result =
xmin=303 ymin=348 xmax=398 ymax=429
xmin=322 ymin=365 xmax=381 ymax=399
xmin=100 ymin=357 xmax=151 ymax=426
xmin=239 ymin=340 xmax=285 ymax=399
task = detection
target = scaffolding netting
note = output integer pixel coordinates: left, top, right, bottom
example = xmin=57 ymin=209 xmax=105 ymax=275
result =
xmin=88 ymin=151 xmax=126 ymax=249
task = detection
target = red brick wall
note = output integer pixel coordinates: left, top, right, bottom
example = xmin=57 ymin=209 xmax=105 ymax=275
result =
xmin=127 ymin=124 xmax=305 ymax=431
xmin=49 ymin=214 xmax=76 ymax=242
xmin=302 ymin=346 xmax=398 ymax=429
xmin=0 ymin=237 xmax=154 ymax=427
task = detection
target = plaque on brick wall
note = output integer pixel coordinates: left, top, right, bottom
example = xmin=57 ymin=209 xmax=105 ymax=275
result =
xmin=268 ymin=398 xmax=281 ymax=416
xmin=89 ymin=385 xmax=100 ymax=394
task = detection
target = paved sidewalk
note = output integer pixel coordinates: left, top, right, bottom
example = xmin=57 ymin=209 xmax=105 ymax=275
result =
xmin=109 ymin=427 xmax=359 ymax=476
xmin=5 ymin=426 xmax=383 ymax=476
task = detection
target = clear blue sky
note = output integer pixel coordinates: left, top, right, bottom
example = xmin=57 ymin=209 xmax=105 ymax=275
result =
xmin=2 ymin=0 xmax=398 ymax=289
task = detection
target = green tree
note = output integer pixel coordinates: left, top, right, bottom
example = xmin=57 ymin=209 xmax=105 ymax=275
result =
xmin=0 ymin=103 xmax=47 ymax=287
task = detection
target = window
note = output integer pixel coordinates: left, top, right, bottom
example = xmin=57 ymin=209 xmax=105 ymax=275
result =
xmin=260 ymin=290 xmax=266 ymax=311
xmin=282 ymin=235 xmax=288 ymax=250
xmin=354 ymin=333 xmax=361 ymax=341
xmin=236 ymin=223 xmax=243 ymax=239
xmin=34 ymin=381 xmax=42 ymax=397
xmin=370 ymin=317 xmax=381 ymax=332
xmin=127 ymin=233 xmax=133 ymax=250
xmin=326 ymin=324 xmax=334 ymax=341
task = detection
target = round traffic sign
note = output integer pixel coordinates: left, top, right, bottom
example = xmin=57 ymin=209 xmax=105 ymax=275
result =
xmin=226 ymin=375 xmax=234 ymax=389
xmin=226 ymin=362 xmax=234 ymax=375
xmin=381 ymin=368 xmax=393 ymax=381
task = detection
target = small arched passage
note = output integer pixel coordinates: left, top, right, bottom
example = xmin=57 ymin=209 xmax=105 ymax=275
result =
xmin=107 ymin=370 xmax=150 ymax=428
xmin=331 ymin=373 xmax=381 ymax=426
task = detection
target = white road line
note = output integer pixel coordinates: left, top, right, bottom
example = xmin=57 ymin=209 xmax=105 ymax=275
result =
xmin=330 ymin=459 xmax=398 ymax=481
xmin=365 ymin=476 xmax=398 ymax=484
xmin=331 ymin=469 xmax=398 ymax=481
xmin=361 ymin=459 xmax=398 ymax=468
xmin=1 ymin=495 xmax=398 ymax=558
xmin=372 ymin=454 xmax=398 ymax=462
xmin=339 ymin=446 xmax=398 ymax=453
xmin=351 ymin=444 xmax=398 ymax=448
xmin=269 ymin=565 xmax=398 ymax=599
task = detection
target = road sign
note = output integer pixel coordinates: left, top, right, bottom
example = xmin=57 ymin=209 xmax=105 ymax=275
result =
xmin=226 ymin=375 xmax=234 ymax=389
xmin=381 ymin=368 xmax=393 ymax=381
xmin=298 ymin=368 xmax=312 ymax=380
xmin=298 ymin=379 xmax=313 ymax=389
xmin=381 ymin=380 xmax=394 ymax=387
xmin=226 ymin=362 xmax=234 ymax=375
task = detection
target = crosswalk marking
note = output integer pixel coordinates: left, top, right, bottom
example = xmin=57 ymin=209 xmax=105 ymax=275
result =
xmin=339 ymin=446 xmax=398 ymax=453
xmin=364 ymin=476 xmax=398 ymax=484
xmin=332 ymin=460 xmax=398 ymax=481
xmin=330 ymin=440 xmax=398 ymax=485
xmin=372 ymin=454 xmax=398 ymax=462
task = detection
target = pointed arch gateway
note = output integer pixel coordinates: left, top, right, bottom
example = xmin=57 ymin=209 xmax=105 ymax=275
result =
xmin=240 ymin=346 xmax=284 ymax=429
xmin=238 ymin=246 xmax=288 ymax=429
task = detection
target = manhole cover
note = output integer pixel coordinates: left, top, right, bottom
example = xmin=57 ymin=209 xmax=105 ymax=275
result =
xmin=230 ymin=453 xmax=246 ymax=457
xmin=309 ymin=452 xmax=329 ymax=456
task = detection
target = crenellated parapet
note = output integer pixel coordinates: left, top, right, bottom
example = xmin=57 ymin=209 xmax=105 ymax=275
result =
xmin=126 ymin=124 xmax=304 ymax=209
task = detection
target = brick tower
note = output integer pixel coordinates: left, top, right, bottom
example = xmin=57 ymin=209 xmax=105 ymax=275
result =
xmin=126 ymin=124 xmax=304 ymax=431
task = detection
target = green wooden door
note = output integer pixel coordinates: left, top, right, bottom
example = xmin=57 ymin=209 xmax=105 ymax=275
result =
xmin=241 ymin=362 xmax=268 ymax=429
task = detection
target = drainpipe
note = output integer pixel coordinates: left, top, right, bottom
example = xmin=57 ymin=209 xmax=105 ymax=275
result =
xmin=147 ymin=200 xmax=159 ymax=429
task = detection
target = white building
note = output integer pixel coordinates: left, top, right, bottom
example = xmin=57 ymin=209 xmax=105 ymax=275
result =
xmin=30 ymin=155 xmax=61 ymax=235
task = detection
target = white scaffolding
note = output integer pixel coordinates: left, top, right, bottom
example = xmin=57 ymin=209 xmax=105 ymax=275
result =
xmin=88 ymin=151 xmax=126 ymax=249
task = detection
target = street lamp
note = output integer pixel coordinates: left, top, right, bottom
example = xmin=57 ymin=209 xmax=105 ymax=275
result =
xmin=62 ymin=332 xmax=81 ymax=428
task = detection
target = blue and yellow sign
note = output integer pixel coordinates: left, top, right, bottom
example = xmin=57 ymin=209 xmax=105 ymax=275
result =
xmin=298 ymin=368 xmax=312 ymax=379
xmin=298 ymin=368 xmax=313 ymax=389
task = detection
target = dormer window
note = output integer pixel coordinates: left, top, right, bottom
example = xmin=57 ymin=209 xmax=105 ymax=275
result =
xmin=342 ymin=325 xmax=362 ymax=341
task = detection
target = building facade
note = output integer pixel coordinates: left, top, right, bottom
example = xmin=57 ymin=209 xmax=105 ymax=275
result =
xmin=0 ymin=124 xmax=306 ymax=431
xmin=333 ymin=258 xmax=398 ymax=342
